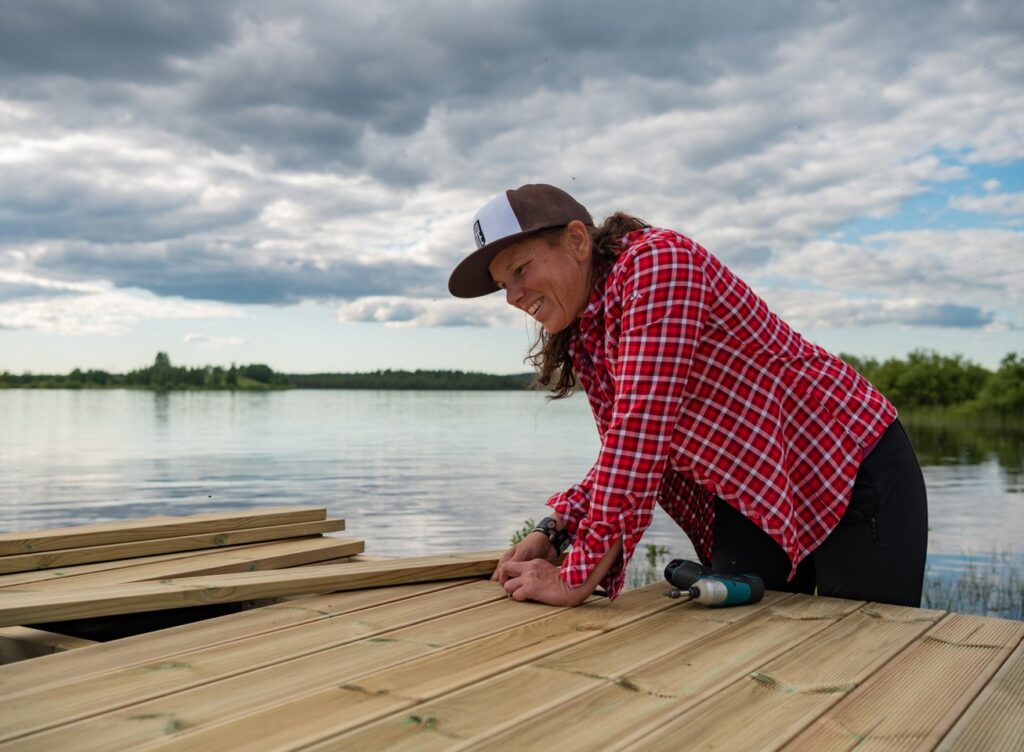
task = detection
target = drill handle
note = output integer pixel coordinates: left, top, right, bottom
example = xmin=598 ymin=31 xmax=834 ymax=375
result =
xmin=664 ymin=559 xmax=715 ymax=589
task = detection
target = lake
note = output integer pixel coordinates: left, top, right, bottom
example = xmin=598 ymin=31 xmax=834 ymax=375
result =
xmin=1 ymin=389 xmax=1021 ymax=615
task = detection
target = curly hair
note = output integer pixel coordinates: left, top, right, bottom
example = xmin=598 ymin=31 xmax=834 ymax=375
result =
xmin=527 ymin=212 xmax=650 ymax=398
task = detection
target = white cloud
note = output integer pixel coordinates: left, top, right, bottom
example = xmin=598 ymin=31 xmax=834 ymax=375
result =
xmin=0 ymin=0 xmax=1022 ymax=344
xmin=336 ymin=295 xmax=518 ymax=328
xmin=0 ymin=285 xmax=243 ymax=335
xmin=756 ymin=227 xmax=1024 ymax=330
xmin=949 ymin=191 xmax=1024 ymax=218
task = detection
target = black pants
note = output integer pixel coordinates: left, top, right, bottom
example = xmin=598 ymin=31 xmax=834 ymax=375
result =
xmin=711 ymin=419 xmax=928 ymax=607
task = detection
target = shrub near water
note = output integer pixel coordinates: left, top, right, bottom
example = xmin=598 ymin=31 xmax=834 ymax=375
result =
xmin=841 ymin=349 xmax=1024 ymax=416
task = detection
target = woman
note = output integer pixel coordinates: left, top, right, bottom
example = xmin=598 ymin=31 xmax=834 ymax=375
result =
xmin=448 ymin=183 xmax=928 ymax=608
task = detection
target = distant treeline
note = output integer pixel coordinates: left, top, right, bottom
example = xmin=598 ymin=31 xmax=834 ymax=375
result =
xmin=841 ymin=350 xmax=1023 ymax=415
xmin=0 ymin=352 xmax=532 ymax=391
xmin=2 ymin=350 xmax=1022 ymax=410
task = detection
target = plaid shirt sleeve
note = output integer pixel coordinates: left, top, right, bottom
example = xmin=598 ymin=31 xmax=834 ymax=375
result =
xmin=555 ymin=238 xmax=712 ymax=599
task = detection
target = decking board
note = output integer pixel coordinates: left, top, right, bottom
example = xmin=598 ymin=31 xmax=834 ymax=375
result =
xmin=4 ymin=536 xmax=363 ymax=591
xmin=0 ymin=579 xmax=470 ymax=697
xmin=0 ymin=511 xmax=1018 ymax=752
xmin=432 ymin=595 xmax=865 ymax=751
xmin=0 ymin=520 xmax=346 ymax=574
xmin=0 ymin=582 xmax=508 ymax=746
xmin=783 ymin=613 xmax=1024 ymax=751
xmin=0 ymin=508 xmax=327 ymax=556
xmin=938 ymin=638 xmax=1024 ymax=751
xmin=615 ymin=602 xmax=945 ymax=751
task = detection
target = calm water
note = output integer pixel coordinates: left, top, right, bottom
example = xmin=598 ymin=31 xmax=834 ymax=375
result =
xmin=1 ymin=390 xmax=1021 ymax=590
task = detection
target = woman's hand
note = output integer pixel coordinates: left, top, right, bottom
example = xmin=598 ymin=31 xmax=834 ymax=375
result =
xmin=490 ymin=531 xmax=558 ymax=584
xmin=500 ymin=558 xmax=589 ymax=606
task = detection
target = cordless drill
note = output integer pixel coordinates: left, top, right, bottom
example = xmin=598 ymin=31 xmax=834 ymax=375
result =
xmin=663 ymin=559 xmax=765 ymax=607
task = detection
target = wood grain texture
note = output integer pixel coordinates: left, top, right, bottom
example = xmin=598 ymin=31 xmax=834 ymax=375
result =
xmin=453 ymin=595 xmax=864 ymax=752
xmin=4 ymin=536 xmax=364 ymax=591
xmin=937 ymin=638 xmax=1024 ymax=752
xmin=119 ymin=584 xmax=681 ymax=752
xmin=0 ymin=508 xmax=327 ymax=556
xmin=617 ymin=602 xmax=944 ymax=752
xmin=0 ymin=582 xmax=508 ymax=747
xmin=0 ymin=549 xmax=498 ymax=627
xmin=784 ymin=613 xmax=1024 ymax=752
xmin=0 ymin=520 xmax=346 ymax=574
xmin=297 ymin=592 xmax=803 ymax=752
xmin=0 ymin=580 xmax=470 ymax=698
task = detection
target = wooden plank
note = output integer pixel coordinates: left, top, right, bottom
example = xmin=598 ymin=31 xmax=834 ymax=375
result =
xmin=422 ymin=595 xmax=868 ymax=752
xmin=784 ymin=612 xmax=1024 ymax=751
xmin=0 ymin=627 xmax=97 ymax=664
xmin=0 ymin=546 xmax=272 ymax=590
xmin=0 ymin=582 xmax=511 ymax=747
xmin=937 ymin=637 xmax=1024 ymax=752
xmin=0 ymin=550 xmax=497 ymax=627
xmin=0 ymin=580 xmax=472 ymax=698
xmin=0 ymin=508 xmax=327 ymax=555
xmin=6 ymin=536 xmax=365 ymax=591
xmin=614 ymin=602 xmax=944 ymax=751
xmin=27 ymin=584 xmax=674 ymax=752
xmin=0 ymin=520 xmax=346 ymax=574
xmin=298 ymin=592 xmax=828 ymax=752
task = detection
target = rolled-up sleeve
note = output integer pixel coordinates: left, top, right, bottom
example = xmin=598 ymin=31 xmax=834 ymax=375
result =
xmin=557 ymin=239 xmax=711 ymax=599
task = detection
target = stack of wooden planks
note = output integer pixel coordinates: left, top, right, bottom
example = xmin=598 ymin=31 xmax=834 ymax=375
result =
xmin=0 ymin=507 xmax=364 ymax=652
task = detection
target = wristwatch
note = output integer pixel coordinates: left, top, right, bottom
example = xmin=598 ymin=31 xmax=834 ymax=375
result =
xmin=532 ymin=516 xmax=571 ymax=554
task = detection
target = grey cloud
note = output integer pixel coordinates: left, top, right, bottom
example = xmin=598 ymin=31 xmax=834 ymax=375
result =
xmin=1 ymin=0 xmax=1022 ymax=322
xmin=892 ymin=303 xmax=994 ymax=329
xmin=0 ymin=1 xmax=234 ymax=81
xmin=32 ymin=242 xmax=443 ymax=304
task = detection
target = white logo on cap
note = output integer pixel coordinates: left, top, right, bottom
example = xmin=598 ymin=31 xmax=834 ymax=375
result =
xmin=473 ymin=219 xmax=486 ymax=248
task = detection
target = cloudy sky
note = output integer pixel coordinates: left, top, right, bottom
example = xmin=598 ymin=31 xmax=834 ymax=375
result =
xmin=1 ymin=0 xmax=1021 ymax=375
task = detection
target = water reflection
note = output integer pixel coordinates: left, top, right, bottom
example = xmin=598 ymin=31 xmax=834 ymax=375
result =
xmin=902 ymin=415 xmax=1023 ymax=492
xmin=0 ymin=391 xmax=1021 ymax=593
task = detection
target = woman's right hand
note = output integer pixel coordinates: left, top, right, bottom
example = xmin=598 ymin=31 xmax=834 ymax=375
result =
xmin=491 ymin=531 xmax=558 ymax=584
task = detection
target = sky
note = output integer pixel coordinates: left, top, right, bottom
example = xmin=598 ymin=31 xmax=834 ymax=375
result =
xmin=0 ymin=0 xmax=1021 ymax=375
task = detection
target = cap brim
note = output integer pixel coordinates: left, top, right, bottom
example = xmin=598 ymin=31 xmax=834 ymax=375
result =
xmin=447 ymin=229 xmax=539 ymax=298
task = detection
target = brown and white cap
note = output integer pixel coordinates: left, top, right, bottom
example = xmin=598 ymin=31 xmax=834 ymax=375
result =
xmin=448 ymin=183 xmax=593 ymax=298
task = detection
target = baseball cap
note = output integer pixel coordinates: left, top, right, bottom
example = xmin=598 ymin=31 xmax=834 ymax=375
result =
xmin=447 ymin=183 xmax=593 ymax=298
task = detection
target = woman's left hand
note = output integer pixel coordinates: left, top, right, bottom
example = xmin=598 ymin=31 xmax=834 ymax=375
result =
xmin=499 ymin=558 xmax=589 ymax=606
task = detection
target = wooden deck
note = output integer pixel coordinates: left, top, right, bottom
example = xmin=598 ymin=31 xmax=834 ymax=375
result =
xmin=0 ymin=513 xmax=1021 ymax=750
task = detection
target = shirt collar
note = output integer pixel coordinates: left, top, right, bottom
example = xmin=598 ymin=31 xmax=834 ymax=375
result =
xmin=579 ymin=262 xmax=609 ymax=325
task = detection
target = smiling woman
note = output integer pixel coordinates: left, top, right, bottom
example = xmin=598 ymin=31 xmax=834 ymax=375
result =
xmin=447 ymin=183 xmax=930 ymax=610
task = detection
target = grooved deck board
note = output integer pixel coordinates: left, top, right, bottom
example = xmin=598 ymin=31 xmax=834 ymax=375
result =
xmin=343 ymin=595 xmax=859 ymax=752
xmin=0 ymin=518 xmax=1018 ymax=752
xmin=938 ymin=638 xmax=1024 ymax=751
xmin=0 ymin=550 xmax=498 ymax=626
xmin=615 ymin=603 xmax=945 ymax=751
xmin=0 ymin=579 xmax=470 ymax=697
xmin=783 ymin=613 xmax=1024 ymax=751
xmin=4 ymin=536 xmax=363 ymax=591
xmin=0 ymin=520 xmax=346 ymax=574
xmin=125 ymin=584 xmax=686 ymax=752
xmin=0 ymin=582 xmax=510 ymax=747
xmin=0 ymin=508 xmax=327 ymax=556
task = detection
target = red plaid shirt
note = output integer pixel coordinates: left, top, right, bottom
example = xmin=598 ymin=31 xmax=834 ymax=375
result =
xmin=547 ymin=228 xmax=896 ymax=600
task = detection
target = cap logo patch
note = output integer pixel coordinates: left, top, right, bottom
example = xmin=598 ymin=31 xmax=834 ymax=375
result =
xmin=473 ymin=219 xmax=486 ymax=248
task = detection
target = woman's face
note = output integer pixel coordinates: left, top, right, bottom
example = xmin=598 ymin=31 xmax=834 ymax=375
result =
xmin=488 ymin=221 xmax=593 ymax=334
